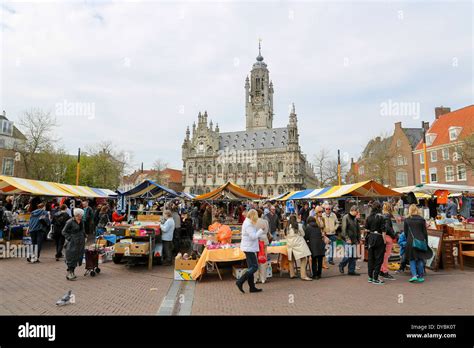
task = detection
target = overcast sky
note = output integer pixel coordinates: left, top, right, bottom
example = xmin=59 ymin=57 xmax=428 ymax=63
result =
xmin=1 ymin=0 xmax=472 ymax=173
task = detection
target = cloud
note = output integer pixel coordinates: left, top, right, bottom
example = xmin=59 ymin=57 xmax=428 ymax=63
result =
xmin=1 ymin=0 xmax=472 ymax=172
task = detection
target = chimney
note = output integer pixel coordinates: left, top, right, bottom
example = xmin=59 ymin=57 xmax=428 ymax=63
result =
xmin=422 ymin=121 xmax=430 ymax=131
xmin=395 ymin=121 xmax=402 ymax=129
xmin=435 ymin=106 xmax=450 ymax=119
xmin=2 ymin=110 xmax=5 ymax=117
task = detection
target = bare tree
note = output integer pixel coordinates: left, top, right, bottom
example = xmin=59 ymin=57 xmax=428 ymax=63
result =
xmin=312 ymin=148 xmax=349 ymax=186
xmin=152 ymin=158 xmax=169 ymax=185
xmin=15 ymin=109 xmax=59 ymax=179
xmin=458 ymin=132 xmax=474 ymax=172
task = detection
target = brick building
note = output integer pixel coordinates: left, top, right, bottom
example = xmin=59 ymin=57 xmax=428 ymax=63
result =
xmin=0 ymin=111 xmax=26 ymax=177
xmin=413 ymin=105 xmax=474 ymax=186
xmin=388 ymin=122 xmax=425 ymax=187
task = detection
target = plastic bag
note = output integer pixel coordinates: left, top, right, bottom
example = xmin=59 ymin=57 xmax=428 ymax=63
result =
xmin=217 ymin=225 xmax=232 ymax=244
xmin=258 ymin=240 xmax=267 ymax=264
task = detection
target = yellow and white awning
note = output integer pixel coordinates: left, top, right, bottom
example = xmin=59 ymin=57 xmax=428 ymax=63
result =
xmin=0 ymin=175 xmax=117 ymax=198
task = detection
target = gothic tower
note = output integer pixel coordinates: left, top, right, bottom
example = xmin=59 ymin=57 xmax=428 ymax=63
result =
xmin=245 ymin=41 xmax=274 ymax=131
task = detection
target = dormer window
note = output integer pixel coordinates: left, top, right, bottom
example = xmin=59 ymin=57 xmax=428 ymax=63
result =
xmin=0 ymin=120 xmax=13 ymax=136
xmin=426 ymin=133 xmax=436 ymax=146
xmin=449 ymin=127 xmax=462 ymax=141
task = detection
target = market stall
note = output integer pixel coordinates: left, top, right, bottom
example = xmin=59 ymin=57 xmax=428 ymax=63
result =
xmin=193 ymin=181 xmax=264 ymax=201
xmin=106 ymin=180 xmax=180 ymax=269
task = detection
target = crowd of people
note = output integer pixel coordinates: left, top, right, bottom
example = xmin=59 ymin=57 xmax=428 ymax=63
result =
xmin=3 ymin=193 xmax=460 ymax=286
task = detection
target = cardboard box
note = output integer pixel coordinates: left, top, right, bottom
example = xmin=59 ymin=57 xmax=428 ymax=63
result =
xmin=114 ymin=242 xmax=131 ymax=254
xmin=174 ymin=270 xmax=194 ymax=281
xmin=129 ymin=242 xmax=150 ymax=255
xmin=232 ymin=265 xmax=248 ymax=280
xmin=174 ymin=259 xmax=198 ymax=281
xmin=175 ymin=259 xmax=198 ymax=270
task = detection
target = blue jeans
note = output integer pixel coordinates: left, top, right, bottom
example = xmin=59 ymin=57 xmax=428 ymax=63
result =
xmin=340 ymin=242 xmax=357 ymax=273
xmin=409 ymin=259 xmax=425 ymax=278
xmin=271 ymin=231 xmax=277 ymax=241
xmin=326 ymin=235 xmax=337 ymax=263
xmin=238 ymin=252 xmax=259 ymax=289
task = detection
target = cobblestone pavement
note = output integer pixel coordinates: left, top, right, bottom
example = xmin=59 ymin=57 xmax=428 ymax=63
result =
xmin=1 ymin=242 xmax=473 ymax=315
xmin=0 ymin=242 xmax=174 ymax=315
xmin=191 ymin=260 xmax=474 ymax=315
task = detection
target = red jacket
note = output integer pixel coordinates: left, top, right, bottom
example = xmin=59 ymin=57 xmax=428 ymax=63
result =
xmin=112 ymin=211 xmax=126 ymax=223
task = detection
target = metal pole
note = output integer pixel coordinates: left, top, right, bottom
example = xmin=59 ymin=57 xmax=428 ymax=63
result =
xmin=422 ymin=121 xmax=430 ymax=184
xmin=76 ymin=148 xmax=81 ymax=186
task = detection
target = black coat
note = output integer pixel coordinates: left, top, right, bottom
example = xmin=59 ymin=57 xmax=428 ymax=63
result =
xmin=62 ymin=218 xmax=86 ymax=269
xmin=404 ymin=215 xmax=433 ymax=261
xmin=304 ymin=221 xmax=326 ymax=257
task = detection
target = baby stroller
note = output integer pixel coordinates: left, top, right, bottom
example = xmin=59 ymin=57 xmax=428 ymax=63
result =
xmin=84 ymin=240 xmax=102 ymax=277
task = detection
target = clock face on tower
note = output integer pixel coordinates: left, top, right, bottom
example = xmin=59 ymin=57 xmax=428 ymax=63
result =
xmin=254 ymin=95 xmax=262 ymax=104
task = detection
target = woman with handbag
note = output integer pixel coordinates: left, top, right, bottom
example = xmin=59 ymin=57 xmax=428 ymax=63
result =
xmin=404 ymin=204 xmax=433 ymax=283
xmin=285 ymin=214 xmax=312 ymax=281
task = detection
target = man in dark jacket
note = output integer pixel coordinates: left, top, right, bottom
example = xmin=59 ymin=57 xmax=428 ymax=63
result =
xmin=62 ymin=208 xmax=86 ymax=281
xmin=264 ymin=206 xmax=279 ymax=240
xmin=27 ymin=203 xmax=50 ymax=263
xmin=339 ymin=205 xmax=361 ymax=276
xmin=81 ymin=200 xmax=93 ymax=237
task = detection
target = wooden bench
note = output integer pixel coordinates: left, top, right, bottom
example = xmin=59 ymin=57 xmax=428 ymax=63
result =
xmin=459 ymin=241 xmax=474 ymax=270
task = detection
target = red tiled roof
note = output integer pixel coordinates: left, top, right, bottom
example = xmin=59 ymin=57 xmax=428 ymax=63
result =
xmin=161 ymin=168 xmax=182 ymax=183
xmin=415 ymin=105 xmax=474 ymax=150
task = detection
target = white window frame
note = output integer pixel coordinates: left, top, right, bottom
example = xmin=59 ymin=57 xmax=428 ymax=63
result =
xmin=445 ymin=166 xmax=454 ymax=182
xmin=429 ymin=168 xmax=438 ymax=183
xmin=457 ymin=164 xmax=467 ymax=181
xmin=397 ymin=155 xmax=404 ymax=166
xmin=430 ymin=151 xmax=437 ymax=163
xmin=419 ymin=153 xmax=425 ymax=164
xmin=419 ymin=169 xmax=426 ymax=184
xmin=442 ymin=148 xmax=449 ymax=160
xmin=358 ymin=166 xmax=365 ymax=175
xmin=396 ymin=139 xmax=402 ymax=148
xmin=0 ymin=120 xmax=13 ymax=136
xmin=2 ymin=157 xmax=14 ymax=176
xmin=426 ymin=133 xmax=436 ymax=147
xmin=396 ymin=170 xmax=408 ymax=187
xmin=449 ymin=127 xmax=461 ymax=141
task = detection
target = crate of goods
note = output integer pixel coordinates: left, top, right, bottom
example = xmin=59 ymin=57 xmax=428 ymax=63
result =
xmin=174 ymin=259 xmax=198 ymax=281
xmin=114 ymin=241 xmax=132 ymax=254
xmin=109 ymin=226 xmax=130 ymax=237
xmin=129 ymin=242 xmax=150 ymax=255
xmin=453 ymin=229 xmax=472 ymax=239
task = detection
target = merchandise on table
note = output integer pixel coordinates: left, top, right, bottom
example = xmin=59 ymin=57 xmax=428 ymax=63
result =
xmin=269 ymin=240 xmax=287 ymax=246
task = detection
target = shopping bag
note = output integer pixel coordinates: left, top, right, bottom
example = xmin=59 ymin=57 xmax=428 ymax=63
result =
xmin=258 ymin=240 xmax=267 ymax=264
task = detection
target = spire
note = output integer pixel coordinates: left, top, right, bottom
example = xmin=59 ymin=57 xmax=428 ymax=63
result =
xmin=198 ymin=111 xmax=202 ymax=124
xmin=192 ymin=122 xmax=196 ymax=134
xmin=291 ymin=102 xmax=296 ymax=114
xmin=209 ymin=120 xmax=213 ymax=131
xmin=215 ymin=123 xmax=220 ymax=133
xmin=256 ymin=38 xmax=263 ymax=62
xmin=186 ymin=126 xmax=190 ymax=140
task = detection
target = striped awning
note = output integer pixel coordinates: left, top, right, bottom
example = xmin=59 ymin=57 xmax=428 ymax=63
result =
xmin=194 ymin=181 xmax=263 ymax=201
xmin=56 ymin=184 xmax=116 ymax=198
xmin=266 ymin=192 xmax=290 ymax=201
xmin=0 ymin=175 xmax=75 ymax=196
xmin=282 ymin=189 xmax=315 ymax=201
xmin=277 ymin=180 xmax=400 ymax=201
xmin=121 ymin=180 xmax=178 ymax=199
xmin=0 ymin=175 xmax=118 ymax=198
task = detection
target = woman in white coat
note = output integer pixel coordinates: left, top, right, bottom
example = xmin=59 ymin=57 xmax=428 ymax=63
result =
xmin=236 ymin=209 xmax=265 ymax=293
xmin=285 ymin=214 xmax=312 ymax=281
